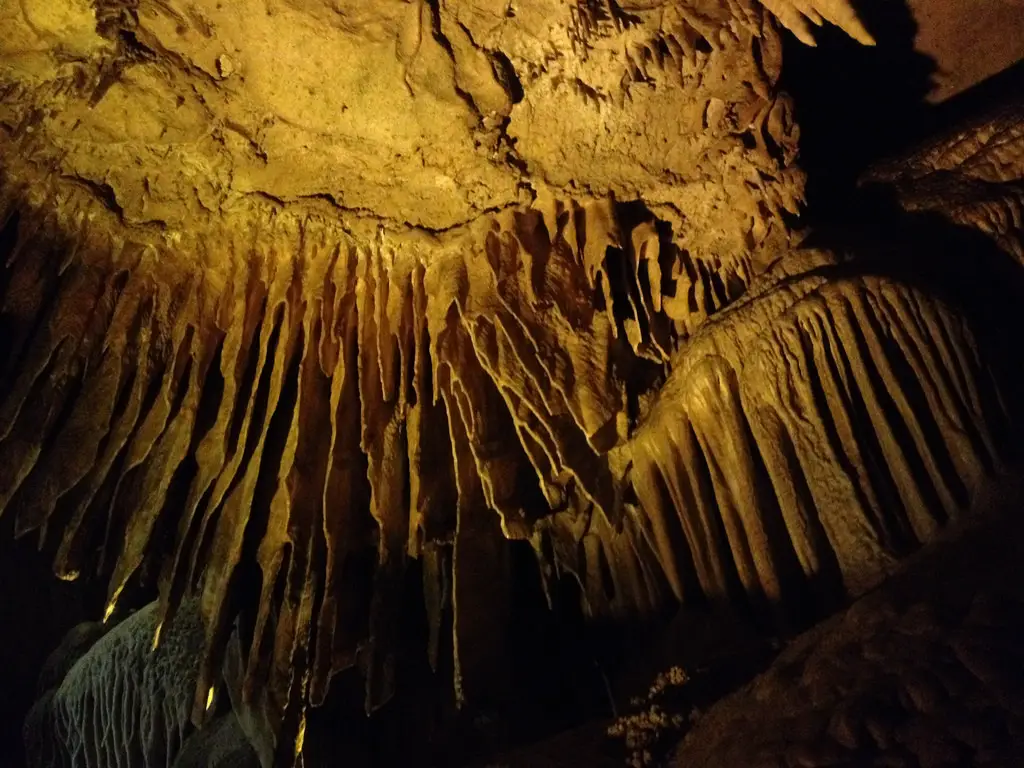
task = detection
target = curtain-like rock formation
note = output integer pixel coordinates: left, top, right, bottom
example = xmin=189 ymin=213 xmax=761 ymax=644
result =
xmin=0 ymin=163 xmax=1013 ymax=762
xmin=619 ymin=251 xmax=1006 ymax=619
xmin=2 ymin=1 xmax=1022 ymax=766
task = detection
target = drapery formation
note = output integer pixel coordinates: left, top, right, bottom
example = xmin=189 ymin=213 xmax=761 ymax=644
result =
xmin=4 ymin=1 xmax=1022 ymax=767
xmin=0 ymin=160 xmax=1009 ymax=759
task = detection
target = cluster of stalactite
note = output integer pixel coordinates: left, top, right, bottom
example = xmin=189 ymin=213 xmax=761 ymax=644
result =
xmin=0 ymin=174 xmax=749 ymax=755
xmin=616 ymin=250 xmax=1007 ymax=620
xmin=0 ymin=166 xmax=1011 ymax=762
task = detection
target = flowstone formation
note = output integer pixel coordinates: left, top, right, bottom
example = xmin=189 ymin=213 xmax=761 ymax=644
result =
xmin=24 ymin=602 xmax=207 ymax=768
xmin=25 ymin=600 xmax=267 ymax=768
xmin=2 ymin=1 xmax=1023 ymax=766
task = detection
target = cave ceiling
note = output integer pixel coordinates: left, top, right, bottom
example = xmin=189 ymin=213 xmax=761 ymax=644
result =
xmin=2 ymin=1 xmax=1024 ymax=766
xmin=908 ymin=0 xmax=1024 ymax=102
xmin=0 ymin=0 xmax=870 ymax=242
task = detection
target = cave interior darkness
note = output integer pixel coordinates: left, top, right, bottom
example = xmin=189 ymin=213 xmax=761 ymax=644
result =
xmin=1 ymin=1 xmax=1024 ymax=767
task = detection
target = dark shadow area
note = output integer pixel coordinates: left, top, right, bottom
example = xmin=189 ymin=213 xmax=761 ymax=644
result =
xmin=0 ymin=511 xmax=106 ymax=768
xmin=783 ymin=0 xmax=1024 ymax=227
xmin=298 ymin=540 xmax=618 ymax=767
xmin=780 ymin=0 xmax=938 ymax=224
xmin=923 ymin=57 xmax=1024 ymax=136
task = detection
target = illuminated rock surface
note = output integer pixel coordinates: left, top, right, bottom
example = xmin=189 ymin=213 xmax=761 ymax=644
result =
xmin=0 ymin=1 xmax=1022 ymax=767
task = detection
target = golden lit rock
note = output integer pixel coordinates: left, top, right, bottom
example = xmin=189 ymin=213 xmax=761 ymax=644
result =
xmin=1 ymin=1 xmax=1023 ymax=767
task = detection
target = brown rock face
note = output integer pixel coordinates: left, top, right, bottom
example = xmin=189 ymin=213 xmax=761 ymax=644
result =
xmin=668 ymin=479 xmax=1024 ymax=768
xmin=908 ymin=0 xmax=1024 ymax=102
xmin=1 ymin=2 xmax=1023 ymax=767
xmin=0 ymin=0 xmax=827 ymax=249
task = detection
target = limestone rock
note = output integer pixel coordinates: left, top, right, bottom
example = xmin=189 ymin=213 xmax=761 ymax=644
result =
xmin=668 ymin=477 xmax=1024 ymax=768
xmin=0 ymin=2 xmax=1021 ymax=766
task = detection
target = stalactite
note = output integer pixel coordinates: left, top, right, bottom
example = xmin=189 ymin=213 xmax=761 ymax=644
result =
xmin=625 ymin=259 xmax=1006 ymax=623
xmin=758 ymin=0 xmax=875 ymax=46
xmin=0 ymin=175 xmax=1011 ymax=760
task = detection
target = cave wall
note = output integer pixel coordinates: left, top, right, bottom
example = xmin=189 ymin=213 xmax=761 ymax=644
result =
xmin=909 ymin=0 xmax=1024 ymax=102
xmin=0 ymin=1 xmax=1023 ymax=766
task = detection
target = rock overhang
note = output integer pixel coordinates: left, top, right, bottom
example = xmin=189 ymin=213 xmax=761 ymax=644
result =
xmin=0 ymin=0 xmax=847 ymax=259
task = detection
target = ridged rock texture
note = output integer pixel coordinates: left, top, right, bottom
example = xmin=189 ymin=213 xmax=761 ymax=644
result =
xmin=0 ymin=168 xmax=1014 ymax=764
xmin=669 ymin=478 xmax=1024 ymax=768
xmin=24 ymin=601 xmax=206 ymax=768
xmin=1 ymin=0 xmax=1020 ymax=766
xmin=864 ymin=92 xmax=1024 ymax=263
xmin=25 ymin=601 xmax=263 ymax=768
